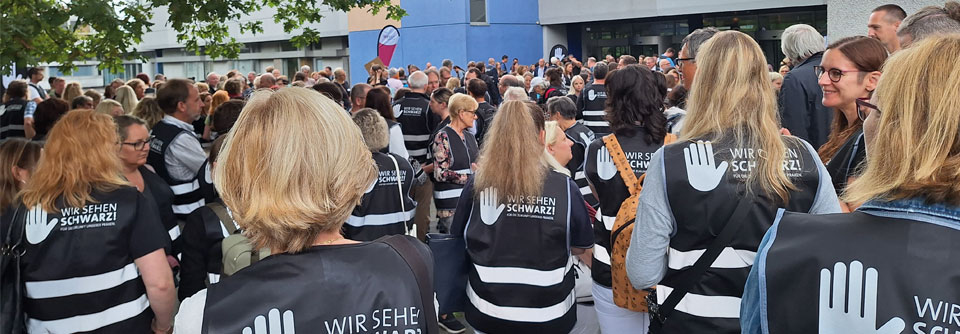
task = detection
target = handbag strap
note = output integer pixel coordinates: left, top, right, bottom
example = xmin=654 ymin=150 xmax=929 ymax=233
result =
xmin=386 ymin=154 xmax=411 ymax=234
xmin=656 ymin=195 xmax=753 ymax=322
xmin=2 ymin=205 xmax=25 ymax=255
xmin=208 ymin=202 xmax=237 ymax=235
xmin=380 ymin=236 xmax=440 ymax=334
xmin=602 ymin=133 xmax=678 ymax=196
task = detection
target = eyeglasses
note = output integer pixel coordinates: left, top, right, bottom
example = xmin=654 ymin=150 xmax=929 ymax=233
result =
xmin=856 ymin=98 xmax=880 ymax=121
xmin=676 ymin=57 xmax=694 ymax=69
xmin=122 ymin=136 xmax=155 ymax=151
xmin=814 ymin=66 xmax=862 ymax=83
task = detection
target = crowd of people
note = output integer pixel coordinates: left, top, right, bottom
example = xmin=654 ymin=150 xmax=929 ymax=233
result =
xmin=1 ymin=2 xmax=959 ymax=333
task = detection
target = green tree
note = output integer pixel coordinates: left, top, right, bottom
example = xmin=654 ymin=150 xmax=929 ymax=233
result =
xmin=0 ymin=0 xmax=404 ymax=75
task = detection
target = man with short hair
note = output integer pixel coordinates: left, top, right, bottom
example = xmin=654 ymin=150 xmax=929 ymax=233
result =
xmin=578 ymin=62 xmax=609 ymax=136
xmin=71 ymin=95 xmax=94 ymax=110
xmin=257 ymin=73 xmax=277 ymax=89
xmin=779 ymin=24 xmax=830 ymax=148
xmin=658 ymin=58 xmax=672 ymax=72
xmin=1 ymin=80 xmax=34 ymax=139
xmin=659 ymin=48 xmax=677 ymax=68
xmin=468 ymin=78 xmax=496 ymax=146
xmin=439 ymin=67 xmax=452 ymax=87
xmin=896 ymin=1 xmax=960 ymax=48
xmin=206 ymin=72 xmax=219 ymax=94
xmin=224 ymin=79 xmax=244 ymax=99
xmin=300 ymin=65 xmax=312 ymax=75
xmin=48 ymin=77 xmax=65 ymax=99
xmin=869 ymin=4 xmax=907 ymax=53
xmin=500 ymin=55 xmax=509 ymax=74
xmin=333 ymin=68 xmax=351 ymax=109
xmin=619 ymin=55 xmax=638 ymax=67
xmin=26 ymin=67 xmax=47 ymax=103
xmin=424 ymin=68 xmax=441 ymax=95
xmin=586 ymin=57 xmax=597 ymax=71
xmin=349 ymin=83 xmax=371 ymax=114
xmin=498 ymin=75 xmax=523 ymax=96
xmin=534 ymin=58 xmax=547 ymax=77
xmin=393 ymin=71 xmax=440 ymax=242
xmin=272 ymin=69 xmax=281 ymax=79
xmin=147 ymin=79 xmax=206 ymax=253
xmin=643 ymin=56 xmax=657 ymax=70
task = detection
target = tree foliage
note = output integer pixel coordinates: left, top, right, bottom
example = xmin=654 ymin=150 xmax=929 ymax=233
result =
xmin=0 ymin=0 xmax=404 ymax=75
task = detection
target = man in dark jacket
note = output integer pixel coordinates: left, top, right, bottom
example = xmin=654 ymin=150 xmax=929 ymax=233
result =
xmin=779 ymin=24 xmax=831 ymax=149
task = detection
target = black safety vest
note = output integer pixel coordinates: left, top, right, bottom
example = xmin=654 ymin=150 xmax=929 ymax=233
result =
xmin=147 ymin=121 xmax=206 ymax=221
xmin=20 ymin=188 xmax=169 ymax=333
xmin=564 ymin=123 xmax=597 ymax=208
xmin=197 ymin=160 xmax=219 ymax=204
xmin=763 ymin=210 xmax=960 ymax=334
xmin=464 ymin=171 xmax=576 ymax=333
xmin=659 ymin=136 xmax=819 ymax=333
xmin=202 ymin=240 xmax=431 ymax=334
xmin=432 ymin=126 xmax=478 ymax=212
xmin=345 ymin=152 xmax=416 ymax=241
xmin=584 ymin=130 xmax=662 ymax=288
xmin=578 ymin=84 xmax=608 ymax=136
xmin=474 ymin=101 xmax=497 ymax=148
xmin=140 ymin=166 xmax=180 ymax=256
xmin=394 ymin=92 xmax=437 ymax=164
xmin=1 ymin=99 xmax=29 ymax=139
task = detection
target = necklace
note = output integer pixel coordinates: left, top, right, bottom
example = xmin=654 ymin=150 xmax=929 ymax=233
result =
xmin=320 ymin=235 xmax=344 ymax=245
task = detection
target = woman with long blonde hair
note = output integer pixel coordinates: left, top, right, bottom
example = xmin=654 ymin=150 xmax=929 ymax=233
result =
xmin=174 ymin=87 xmax=435 ymax=333
xmin=60 ymin=81 xmax=83 ymax=103
xmin=448 ymin=100 xmax=594 ymax=333
xmin=131 ymin=96 xmax=165 ymax=129
xmin=114 ymin=84 xmax=139 ymax=114
xmin=14 ymin=109 xmax=176 ymax=333
xmin=625 ymin=31 xmax=840 ymax=333
xmin=741 ymin=34 xmax=960 ymax=334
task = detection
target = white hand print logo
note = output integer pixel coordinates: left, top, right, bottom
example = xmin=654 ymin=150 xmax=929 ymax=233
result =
xmin=553 ymin=48 xmax=564 ymax=60
xmin=26 ymin=204 xmax=59 ymax=244
xmin=479 ymin=187 xmax=505 ymax=225
xmin=242 ymin=308 xmax=296 ymax=334
xmin=579 ymin=132 xmax=594 ymax=145
xmin=588 ymin=90 xmax=597 ymax=101
xmin=684 ymin=141 xmax=727 ymax=192
xmin=819 ymin=261 xmax=905 ymax=334
xmin=597 ymin=146 xmax=617 ymax=181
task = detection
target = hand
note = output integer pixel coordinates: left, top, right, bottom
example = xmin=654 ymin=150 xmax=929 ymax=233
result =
xmin=553 ymin=48 xmax=564 ymax=60
xmin=25 ymin=204 xmax=59 ymax=244
xmin=151 ymin=318 xmax=172 ymax=334
xmin=683 ymin=140 xmax=728 ymax=192
xmin=579 ymin=132 xmax=594 ymax=146
xmin=819 ymin=261 xmax=904 ymax=334
xmin=597 ymin=146 xmax=617 ymax=181
xmin=479 ymin=187 xmax=506 ymax=225
xmin=471 ymin=163 xmax=479 ymax=172
xmin=780 ymin=127 xmax=792 ymax=136
xmin=243 ymin=309 xmax=296 ymax=334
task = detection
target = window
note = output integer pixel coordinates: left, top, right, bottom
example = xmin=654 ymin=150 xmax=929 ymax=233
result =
xmin=102 ymin=64 xmax=143 ymax=86
xmin=184 ymin=62 xmax=205 ymax=82
xmin=470 ymin=0 xmax=486 ymax=24
xmin=48 ymin=65 xmax=97 ymax=77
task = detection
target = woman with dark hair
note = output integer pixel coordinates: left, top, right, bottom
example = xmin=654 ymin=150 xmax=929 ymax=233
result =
xmin=31 ymin=97 xmax=70 ymax=142
xmin=814 ymin=36 xmax=888 ymax=210
xmin=664 ymin=84 xmax=688 ymax=135
xmin=365 ymin=87 xmax=408 ymax=159
xmin=583 ymin=64 xmax=671 ymax=331
xmin=540 ymin=67 xmax=567 ymax=105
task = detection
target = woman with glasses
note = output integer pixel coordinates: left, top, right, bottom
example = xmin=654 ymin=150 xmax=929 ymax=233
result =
xmin=116 ymin=115 xmax=180 ymax=260
xmin=429 ymin=93 xmax=479 ymax=233
xmin=741 ymin=34 xmax=960 ymax=334
xmin=814 ymin=36 xmax=887 ymax=211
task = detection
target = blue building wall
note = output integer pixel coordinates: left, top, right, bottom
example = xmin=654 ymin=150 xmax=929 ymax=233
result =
xmin=349 ymin=0 xmax=542 ymax=86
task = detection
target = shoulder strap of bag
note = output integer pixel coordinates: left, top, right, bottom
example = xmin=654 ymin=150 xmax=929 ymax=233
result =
xmin=386 ymin=154 xmax=415 ymax=236
xmin=656 ymin=195 xmax=753 ymax=323
xmin=603 ymin=134 xmax=678 ymax=196
xmin=381 ymin=236 xmax=440 ymax=334
xmin=207 ymin=202 xmax=237 ymax=235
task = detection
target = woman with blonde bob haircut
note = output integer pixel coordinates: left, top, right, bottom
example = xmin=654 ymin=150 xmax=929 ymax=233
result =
xmin=625 ymin=31 xmax=840 ymax=333
xmin=114 ymin=85 xmax=139 ymax=114
xmin=175 ymin=87 xmax=436 ymax=333
xmin=741 ymin=34 xmax=960 ymax=334
xmin=14 ymin=109 xmax=176 ymax=333
xmin=448 ymin=100 xmax=594 ymax=333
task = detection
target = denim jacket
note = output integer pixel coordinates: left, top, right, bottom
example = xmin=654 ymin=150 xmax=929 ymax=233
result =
xmin=740 ymin=198 xmax=960 ymax=334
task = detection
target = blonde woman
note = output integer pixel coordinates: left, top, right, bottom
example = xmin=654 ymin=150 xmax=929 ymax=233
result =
xmin=131 ymin=97 xmax=165 ymax=129
xmin=430 ymin=93 xmax=478 ymax=230
xmin=94 ymin=98 xmax=125 ymax=116
xmin=448 ymin=100 xmax=593 ymax=333
xmin=625 ymin=31 xmax=840 ymax=333
xmin=566 ymin=74 xmax=585 ymax=105
xmin=445 ymin=77 xmax=460 ymax=91
xmin=175 ymin=87 xmax=435 ymax=333
xmin=61 ymin=81 xmax=83 ymax=103
xmin=741 ymin=34 xmax=960 ymax=334
xmin=114 ymin=85 xmax=139 ymax=114
xmin=15 ymin=109 xmax=175 ymax=333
